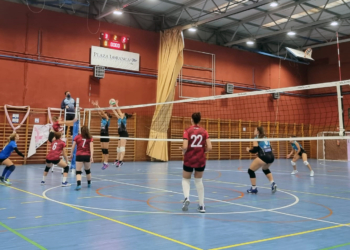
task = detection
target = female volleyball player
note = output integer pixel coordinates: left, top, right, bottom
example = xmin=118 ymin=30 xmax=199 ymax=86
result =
xmin=41 ymin=132 xmax=71 ymax=186
xmin=0 ymin=133 xmax=25 ymax=185
xmin=92 ymin=100 xmax=112 ymax=170
xmin=287 ymin=136 xmax=314 ymax=176
xmin=246 ymin=127 xmax=277 ymax=194
xmin=49 ymin=116 xmax=76 ymax=142
xmin=69 ymin=126 xmax=94 ymax=190
xmin=180 ymin=112 xmax=212 ymax=213
xmin=110 ymin=100 xmax=132 ymax=168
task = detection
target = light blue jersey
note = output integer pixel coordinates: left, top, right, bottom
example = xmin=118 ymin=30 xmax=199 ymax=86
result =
xmin=256 ymin=136 xmax=272 ymax=153
xmin=118 ymin=117 xmax=127 ymax=132
xmin=291 ymin=141 xmax=302 ymax=150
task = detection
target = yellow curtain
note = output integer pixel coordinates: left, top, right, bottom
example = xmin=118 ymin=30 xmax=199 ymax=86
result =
xmin=146 ymin=28 xmax=184 ymax=161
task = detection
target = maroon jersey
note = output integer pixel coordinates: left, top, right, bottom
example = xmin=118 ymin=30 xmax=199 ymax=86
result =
xmin=183 ymin=125 xmax=209 ymax=168
xmin=74 ymin=134 xmax=93 ymax=156
xmin=46 ymin=139 xmax=66 ymax=160
xmin=52 ymin=121 xmax=62 ymax=132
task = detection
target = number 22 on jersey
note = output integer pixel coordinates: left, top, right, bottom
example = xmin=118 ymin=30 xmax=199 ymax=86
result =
xmin=191 ymin=134 xmax=203 ymax=148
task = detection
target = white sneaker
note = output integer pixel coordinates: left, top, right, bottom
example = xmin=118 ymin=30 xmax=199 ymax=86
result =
xmin=291 ymin=170 xmax=298 ymax=175
xmin=182 ymin=198 xmax=190 ymax=211
xmin=310 ymin=170 xmax=314 ymax=177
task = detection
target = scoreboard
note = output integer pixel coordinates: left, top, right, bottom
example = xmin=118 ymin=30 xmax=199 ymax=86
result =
xmin=100 ymin=32 xmax=130 ymax=51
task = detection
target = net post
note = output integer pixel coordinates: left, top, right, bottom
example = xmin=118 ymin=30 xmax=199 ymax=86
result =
xmin=336 ymin=82 xmax=345 ymax=136
xmin=88 ymin=110 xmax=91 ymax=129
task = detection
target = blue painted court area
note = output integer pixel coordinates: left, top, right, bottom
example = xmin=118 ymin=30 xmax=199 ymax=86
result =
xmin=1 ymin=159 xmax=350 ymax=250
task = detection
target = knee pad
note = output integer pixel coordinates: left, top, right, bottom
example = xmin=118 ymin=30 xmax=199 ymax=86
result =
xmin=76 ymin=171 xmax=82 ymax=175
xmin=44 ymin=166 xmax=51 ymax=172
xmin=303 ymin=161 xmax=309 ymax=166
xmin=104 ymin=149 xmax=109 ymax=154
xmin=120 ymin=147 xmax=125 ymax=153
xmin=85 ymin=169 xmax=91 ymax=175
xmin=262 ymin=169 xmax=271 ymax=175
xmin=9 ymin=165 xmax=15 ymax=172
xmin=117 ymin=147 xmax=121 ymax=153
xmin=248 ymin=169 xmax=256 ymax=178
xmin=64 ymin=166 xmax=69 ymax=173
xmin=291 ymin=161 xmax=296 ymax=166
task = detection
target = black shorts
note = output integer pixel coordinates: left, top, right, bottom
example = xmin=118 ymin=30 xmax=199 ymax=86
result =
xmin=0 ymin=158 xmax=8 ymax=164
xmin=100 ymin=133 xmax=110 ymax=143
xmin=259 ymin=153 xmax=275 ymax=164
xmin=46 ymin=159 xmax=60 ymax=165
xmin=183 ymin=165 xmax=206 ymax=173
xmin=76 ymin=155 xmax=91 ymax=162
xmin=298 ymin=149 xmax=307 ymax=157
xmin=118 ymin=131 xmax=129 ymax=138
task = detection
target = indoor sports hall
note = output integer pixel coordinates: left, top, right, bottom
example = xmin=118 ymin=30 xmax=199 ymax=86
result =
xmin=1 ymin=0 xmax=350 ymax=249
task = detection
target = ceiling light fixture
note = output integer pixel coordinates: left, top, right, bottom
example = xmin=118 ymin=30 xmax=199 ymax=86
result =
xmin=331 ymin=21 xmax=339 ymax=26
xmin=270 ymin=1 xmax=278 ymax=7
xmin=113 ymin=9 xmax=123 ymax=15
xmin=287 ymin=31 xmax=296 ymax=36
xmin=188 ymin=27 xmax=197 ymax=32
xmin=246 ymin=40 xmax=255 ymax=45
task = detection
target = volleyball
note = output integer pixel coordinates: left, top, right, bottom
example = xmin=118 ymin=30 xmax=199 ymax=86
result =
xmin=109 ymin=99 xmax=116 ymax=106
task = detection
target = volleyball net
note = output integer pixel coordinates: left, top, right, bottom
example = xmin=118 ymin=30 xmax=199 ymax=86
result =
xmin=83 ymin=80 xmax=350 ymax=144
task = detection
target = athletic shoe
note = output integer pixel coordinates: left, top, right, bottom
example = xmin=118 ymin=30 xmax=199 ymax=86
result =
xmin=75 ymin=185 xmax=81 ymax=191
xmin=310 ymin=170 xmax=315 ymax=177
xmin=182 ymin=197 xmax=190 ymax=211
xmin=271 ymin=182 xmax=277 ymax=193
xmin=101 ymin=163 xmax=109 ymax=170
xmin=4 ymin=179 xmax=12 ymax=185
xmin=113 ymin=160 xmax=119 ymax=166
xmin=41 ymin=181 xmax=45 ymax=186
xmin=197 ymin=205 xmax=206 ymax=213
xmin=87 ymin=183 xmax=91 ymax=188
xmin=61 ymin=182 xmax=71 ymax=187
xmin=119 ymin=161 xmax=124 ymax=167
xmin=0 ymin=176 xmax=4 ymax=183
xmin=291 ymin=170 xmax=298 ymax=175
xmin=247 ymin=187 xmax=258 ymax=194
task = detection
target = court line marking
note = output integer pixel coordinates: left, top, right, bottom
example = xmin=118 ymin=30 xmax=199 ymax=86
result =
xmin=207 ymin=179 xmax=350 ymax=201
xmin=6 ymin=185 xmax=202 ymax=250
xmin=42 ymin=177 xmax=299 ymax=215
xmin=65 ymin=177 xmax=350 ymax=228
xmin=21 ymin=201 xmax=45 ymax=204
xmin=209 ymin=223 xmax=350 ymax=250
xmin=0 ymin=221 xmax=47 ymax=250
xmin=320 ymin=242 xmax=350 ymax=250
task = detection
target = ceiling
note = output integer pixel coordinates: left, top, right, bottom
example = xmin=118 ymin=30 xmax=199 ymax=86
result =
xmin=7 ymin=0 xmax=350 ymax=57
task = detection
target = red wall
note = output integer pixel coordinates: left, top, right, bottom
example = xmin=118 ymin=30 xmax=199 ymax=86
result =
xmin=0 ymin=1 xmax=309 ymax=124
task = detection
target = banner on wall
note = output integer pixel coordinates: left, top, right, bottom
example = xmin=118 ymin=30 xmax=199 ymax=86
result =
xmin=90 ymin=46 xmax=140 ymax=72
xmin=28 ymin=124 xmax=51 ymax=158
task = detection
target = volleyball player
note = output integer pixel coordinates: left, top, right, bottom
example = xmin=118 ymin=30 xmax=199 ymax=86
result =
xmin=287 ymin=136 xmax=314 ymax=176
xmin=180 ymin=112 xmax=212 ymax=213
xmin=69 ymin=126 xmax=94 ymax=190
xmin=0 ymin=133 xmax=25 ymax=185
xmin=41 ymin=132 xmax=71 ymax=186
xmin=49 ymin=116 xmax=76 ymax=143
xmin=246 ymin=127 xmax=277 ymax=194
xmin=92 ymin=100 xmax=112 ymax=170
xmin=110 ymin=100 xmax=132 ymax=167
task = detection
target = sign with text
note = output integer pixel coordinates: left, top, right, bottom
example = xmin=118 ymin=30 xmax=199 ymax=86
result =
xmin=90 ymin=46 xmax=140 ymax=72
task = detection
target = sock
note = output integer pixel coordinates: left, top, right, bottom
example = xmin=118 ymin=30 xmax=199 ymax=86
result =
xmin=2 ymin=167 xmax=10 ymax=178
xmin=77 ymin=180 xmax=81 ymax=186
xmin=194 ymin=178 xmax=205 ymax=206
xmin=62 ymin=177 xmax=67 ymax=183
xmin=42 ymin=176 xmax=46 ymax=182
xmin=88 ymin=180 xmax=91 ymax=184
xmin=182 ymin=178 xmax=191 ymax=200
xmin=252 ymin=185 xmax=257 ymax=190
xmin=270 ymin=180 xmax=274 ymax=184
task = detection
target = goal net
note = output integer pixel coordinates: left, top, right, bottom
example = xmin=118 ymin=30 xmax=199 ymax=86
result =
xmin=317 ymin=131 xmax=350 ymax=161
xmin=84 ymin=80 xmax=350 ymax=161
